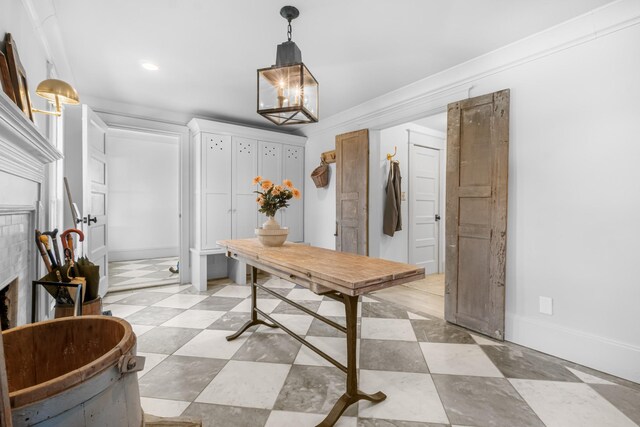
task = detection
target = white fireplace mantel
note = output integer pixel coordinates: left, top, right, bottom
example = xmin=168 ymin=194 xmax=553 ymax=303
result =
xmin=0 ymin=92 xmax=62 ymax=183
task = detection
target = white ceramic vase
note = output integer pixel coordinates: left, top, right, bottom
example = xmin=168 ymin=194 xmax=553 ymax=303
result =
xmin=256 ymin=216 xmax=289 ymax=247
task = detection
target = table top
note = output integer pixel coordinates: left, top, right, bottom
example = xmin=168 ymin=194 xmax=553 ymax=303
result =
xmin=217 ymin=239 xmax=425 ymax=296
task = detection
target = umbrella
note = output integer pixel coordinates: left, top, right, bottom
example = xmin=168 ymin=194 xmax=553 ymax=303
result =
xmin=75 ymin=256 xmax=100 ymax=301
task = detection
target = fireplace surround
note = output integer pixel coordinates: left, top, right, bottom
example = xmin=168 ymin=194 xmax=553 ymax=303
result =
xmin=0 ymin=92 xmax=62 ymax=327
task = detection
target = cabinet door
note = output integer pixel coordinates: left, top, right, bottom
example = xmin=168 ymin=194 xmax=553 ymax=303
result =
xmin=282 ymin=144 xmax=304 ymax=242
xmin=203 ymin=133 xmax=232 ymax=249
xmin=232 ymin=137 xmax=258 ymax=239
xmin=258 ymin=141 xmax=283 ymax=224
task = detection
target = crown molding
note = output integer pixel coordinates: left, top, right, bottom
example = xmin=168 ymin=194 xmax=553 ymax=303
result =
xmin=188 ymin=118 xmax=307 ymax=146
xmin=302 ymin=0 xmax=640 ymax=138
xmin=0 ymin=93 xmax=62 ymax=183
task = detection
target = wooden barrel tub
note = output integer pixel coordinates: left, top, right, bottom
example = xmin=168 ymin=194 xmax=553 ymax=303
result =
xmin=2 ymin=316 xmax=143 ymax=426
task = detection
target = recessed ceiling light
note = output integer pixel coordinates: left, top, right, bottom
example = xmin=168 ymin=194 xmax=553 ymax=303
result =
xmin=141 ymin=61 xmax=159 ymax=71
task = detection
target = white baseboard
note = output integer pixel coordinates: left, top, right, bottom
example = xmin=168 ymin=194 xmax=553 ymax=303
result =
xmin=506 ymin=313 xmax=640 ymax=383
xmin=109 ymin=247 xmax=179 ymax=262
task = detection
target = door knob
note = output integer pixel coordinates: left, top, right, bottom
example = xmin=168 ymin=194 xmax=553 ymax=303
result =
xmin=435 ymin=214 xmax=441 ymax=221
xmin=84 ymin=215 xmax=97 ymax=224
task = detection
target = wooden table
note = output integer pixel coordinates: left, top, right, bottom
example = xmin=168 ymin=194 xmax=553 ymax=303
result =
xmin=218 ymin=239 xmax=425 ymax=427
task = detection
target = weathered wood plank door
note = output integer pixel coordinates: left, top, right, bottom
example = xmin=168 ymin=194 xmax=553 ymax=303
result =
xmin=336 ymin=129 xmax=369 ymax=255
xmin=445 ymin=89 xmax=510 ymax=340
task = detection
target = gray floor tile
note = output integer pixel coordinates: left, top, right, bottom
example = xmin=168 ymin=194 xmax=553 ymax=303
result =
xmin=271 ymin=300 xmax=321 ymax=315
xmin=192 ymin=296 xmax=245 ymax=311
xmin=233 ymin=332 xmax=302 ymax=364
xmin=117 ymin=292 xmax=172 ymax=306
xmin=357 ymin=420 xmax=447 ymax=427
xmin=305 ymin=316 xmax=357 ymax=338
xmin=256 ymin=287 xmax=290 ymax=299
xmin=432 ymin=374 xmax=545 ymax=427
xmin=411 ymin=320 xmax=474 ymax=344
xmin=138 ymin=355 xmax=227 ymax=401
xmin=137 ymin=326 xmax=201 ymax=354
xmin=182 ymin=403 xmax=270 ymax=427
xmin=274 ymin=365 xmax=358 ymax=417
xmin=180 ymin=284 xmax=226 ymax=295
xmin=124 ymin=306 xmax=185 ymax=326
xmin=207 ymin=312 xmax=259 ymax=332
xmin=360 ymin=340 xmax=429 ymax=373
xmin=482 ymin=345 xmax=581 ymax=382
xmin=591 ymin=384 xmax=640 ymax=425
xmin=362 ymin=302 xmax=409 ymax=319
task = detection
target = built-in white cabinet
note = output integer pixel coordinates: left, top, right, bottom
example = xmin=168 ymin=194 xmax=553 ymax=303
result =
xmin=188 ymin=118 xmax=306 ymax=290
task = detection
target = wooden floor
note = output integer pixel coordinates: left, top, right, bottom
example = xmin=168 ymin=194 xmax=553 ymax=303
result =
xmin=373 ymin=273 xmax=444 ymax=318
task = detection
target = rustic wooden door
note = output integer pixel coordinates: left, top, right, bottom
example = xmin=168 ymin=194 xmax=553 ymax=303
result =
xmin=336 ymin=129 xmax=369 ymax=255
xmin=445 ymin=89 xmax=510 ymax=340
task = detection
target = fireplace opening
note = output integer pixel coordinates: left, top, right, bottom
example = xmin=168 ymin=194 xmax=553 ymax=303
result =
xmin=0 ymin=278 xmax=18 ymax=330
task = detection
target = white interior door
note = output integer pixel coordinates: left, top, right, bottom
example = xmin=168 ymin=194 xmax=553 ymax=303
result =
xmin=409 ymin=144 xmax=440 ymax=273
xmin=82 ymin=106 xmax=110 ymax=296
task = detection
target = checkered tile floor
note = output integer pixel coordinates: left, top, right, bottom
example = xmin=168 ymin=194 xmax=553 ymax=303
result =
xmin=103 ymin=277 xmax=640 ymax=427
xmin=108 ymin=257 xmax=179 ymax=290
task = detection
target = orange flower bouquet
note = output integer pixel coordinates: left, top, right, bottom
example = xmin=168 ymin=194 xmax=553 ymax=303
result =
xmin=253 ymin=176 xmax=301 ymax=218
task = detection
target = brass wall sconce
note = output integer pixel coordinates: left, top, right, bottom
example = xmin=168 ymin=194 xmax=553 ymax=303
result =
xmin=31 ymin=78 xmax=80 ymax=116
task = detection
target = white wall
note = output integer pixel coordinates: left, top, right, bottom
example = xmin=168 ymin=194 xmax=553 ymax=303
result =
xmin=303 ymin=4 xmax=640 ymax=382
xmin=107 ymin=129 xmax=179 ymax=261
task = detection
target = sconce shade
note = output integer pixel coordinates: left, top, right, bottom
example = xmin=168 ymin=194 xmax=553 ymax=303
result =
xmin=258 ymin=62 xmax=318 ymax=125
xmin=35 ymin=79 xmax=80 ymax=105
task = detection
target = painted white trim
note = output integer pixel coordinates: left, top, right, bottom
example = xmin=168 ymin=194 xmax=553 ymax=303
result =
xmin=302 ymin=0 xmax=640 ymax=138
xmin=506 ymin=313 xmax=640 ymax=383
xmin=0 ymin=93 xmax=62 ymax=183
xmin=188 ymin=118 xmax=307 ymax=146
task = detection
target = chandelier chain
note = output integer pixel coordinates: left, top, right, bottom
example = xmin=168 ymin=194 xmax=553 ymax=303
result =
xmin=287 ymin=20 xmax=292 ymax=41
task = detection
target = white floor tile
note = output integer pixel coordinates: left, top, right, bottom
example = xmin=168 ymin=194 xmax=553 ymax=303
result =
xmin=137 ymin=352 xmax=168 ymax=378
xmin=361 ymin=318 xmax=417 ymax=341
xmin=231 ymin=298 xmax=281 ymax=314
xmin=294 ymin=336 xmax=358 ymax=368
xmin=265 ymin=411 xmax=357 ymax=427
xmin=174 ymin=329 xmax=249 ymax=359
xmin=195 ymin=360 xmax=291 ymax=409
xmin=256 ymin=313 xmax=313 ymax=335
xmin=103 ymin=291 xmax=137 ymax=304
xmin=140 ymin=397 xmax=190 ymax=418
xmin=115 ymin=269 xmax=156 ymax=278
xmin=407 ymin=312 xmax=428 ymax=320
xmin=161 ymin=309 xmax=225 ymax=329
xmin=317 ymin=301 xmax=346 ymax=317
xmin=152 ymin=294 xmax=208 ymax=309
xmin=213 ymin=285 xmax=252 ymax=298
xmin=510 ymin=379 xmax=636 ymax=427
xmin=286 ymin=288 xmax=324 ymax=301
xmin=105 ymin=304 xmax=146 ymax=318
xmin=566 ymin=367 xmax=614 ymax=385
xmin=261 ymin=278 xmax=296 ymax=289
xmin=358 ymin=370 xmax=449 ymax=424
xmin=470 ymin=333 xmax=505 ymax=346
xmin=131 ymin=324 xmax=155 ymax=337
xmin=151 ymin=284 xmax=192 ymax=294
xmin=113 ymin=263 xmax=152 ymax=271
xmin=420 ymin=343 xmax=503 ymax=377
xmin=361 ymin=296 xmax=379 ymax=303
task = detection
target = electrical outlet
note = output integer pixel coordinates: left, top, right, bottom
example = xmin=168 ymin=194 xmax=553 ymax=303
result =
xmin=539 ymin=296 xmax=553 ymax=315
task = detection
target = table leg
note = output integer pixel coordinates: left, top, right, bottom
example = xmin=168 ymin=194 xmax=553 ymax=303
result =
xmin=226 ymin=266 xmax=277 ymax=341
xmin=317 ymin=294 xmax=386 ymax=427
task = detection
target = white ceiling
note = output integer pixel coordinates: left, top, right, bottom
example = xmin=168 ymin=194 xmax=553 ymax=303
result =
xmin=52 ymin=0 xmax=613 ymax=132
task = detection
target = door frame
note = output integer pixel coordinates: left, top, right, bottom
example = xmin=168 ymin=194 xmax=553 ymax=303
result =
xmin=97 ymin=112 xmax=191 ymax=285
xmin=407 ymin=128 xmax=446 ymax=273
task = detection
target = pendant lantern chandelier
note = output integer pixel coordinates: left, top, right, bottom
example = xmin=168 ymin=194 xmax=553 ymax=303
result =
xmin=257 ymin=6 xmax=319 ymax=125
